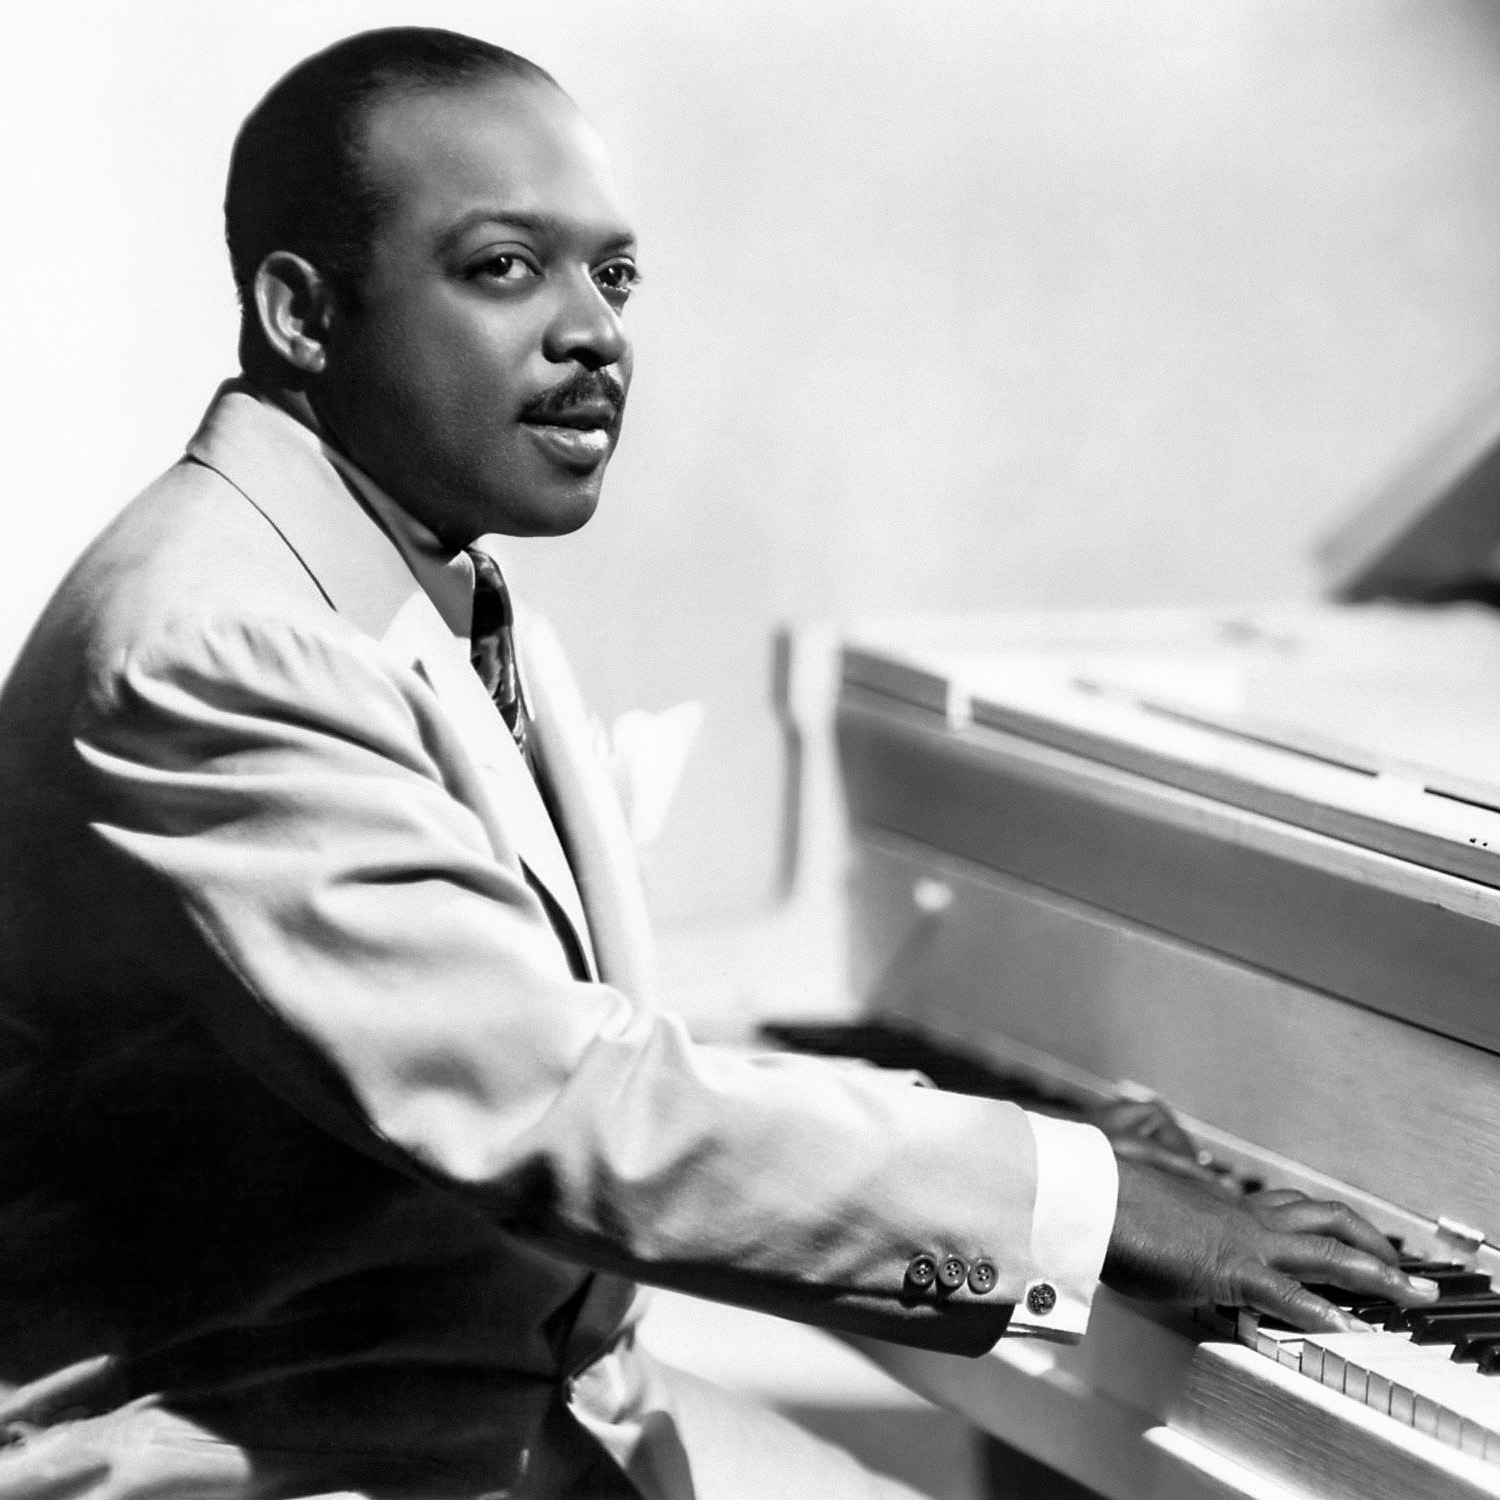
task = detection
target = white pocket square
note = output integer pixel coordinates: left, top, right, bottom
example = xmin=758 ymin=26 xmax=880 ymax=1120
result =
xmin=590 ymin=701 xmax=705 ymax=850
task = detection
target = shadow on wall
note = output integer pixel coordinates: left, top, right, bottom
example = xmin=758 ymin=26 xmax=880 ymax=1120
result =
xmin=491 ymin=0 xmax=1500 ymax=928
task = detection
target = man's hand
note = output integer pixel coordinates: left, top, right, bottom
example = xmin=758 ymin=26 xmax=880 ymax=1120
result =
xmin=1087 ymin=1096 xmax=1225 ymax=1188
xmin=1103 ymin=1158 xmax=1441 ymax=1333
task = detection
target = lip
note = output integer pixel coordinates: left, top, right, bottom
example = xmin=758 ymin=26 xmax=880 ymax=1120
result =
xmin=526 ymin=398 xmax=618 ymax=431
xmin=522 ymin=422 xmax=614 ymax=474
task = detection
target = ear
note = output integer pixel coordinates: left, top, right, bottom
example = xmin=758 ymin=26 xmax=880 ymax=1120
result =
xmin=252 ymin=251 xmax=336 ymax=374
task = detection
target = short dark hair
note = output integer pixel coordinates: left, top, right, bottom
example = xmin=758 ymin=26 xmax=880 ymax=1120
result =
xmin=225 ymin=27 xmax=554 ymax=366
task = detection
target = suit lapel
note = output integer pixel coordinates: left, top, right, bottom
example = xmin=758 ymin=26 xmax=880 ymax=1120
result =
xmin=517 ymin=614 xmax=655 ymax=1008
xmin=185 ymin=383 xmax=595 ymax=973
xmin=382 ymin=593 xmax=597 ymax=974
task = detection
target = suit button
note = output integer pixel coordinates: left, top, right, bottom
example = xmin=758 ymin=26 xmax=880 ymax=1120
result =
xmin=1026 ymin=1282 xmax=1058 ymax=1316
xmin=937 ymin=1256 xmax=968 ymax=1291
xmin=968 ymin=1260 xmax=997 ymax=1295
xmin=906 ymin=1254 xmax=937 ymax=1290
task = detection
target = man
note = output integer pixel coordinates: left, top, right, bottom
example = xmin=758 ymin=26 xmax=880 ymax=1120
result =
xmin=0 ymin=27 xmax=1434 ymax=1500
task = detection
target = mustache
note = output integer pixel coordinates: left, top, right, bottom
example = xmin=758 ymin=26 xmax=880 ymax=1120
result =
xmin=519 ymin=368 xmax=626 ymax=424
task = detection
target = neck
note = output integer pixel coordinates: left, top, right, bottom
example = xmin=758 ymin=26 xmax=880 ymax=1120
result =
xmin=247 ymin=377 xmax=326 ymax=445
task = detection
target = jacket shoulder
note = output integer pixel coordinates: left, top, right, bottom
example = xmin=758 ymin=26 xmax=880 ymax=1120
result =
xmin=15 ymin=457 xmax=343 ymax=686
xmin=79 ymin=457 xmax=335 ymax=642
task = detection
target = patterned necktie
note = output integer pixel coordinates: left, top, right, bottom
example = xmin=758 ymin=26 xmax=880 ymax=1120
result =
xmin=467 ymin=547 xmax=529 ymax=761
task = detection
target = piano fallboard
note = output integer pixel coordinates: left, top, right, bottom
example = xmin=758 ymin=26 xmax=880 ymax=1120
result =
xmin=838 ymin=681 xmax=1500 ymax=1060
xmin=847 ymin=831 xmax=1500 ymax=1263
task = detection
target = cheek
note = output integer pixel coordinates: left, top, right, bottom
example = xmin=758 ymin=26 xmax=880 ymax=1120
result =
xmin=364 ymin=282 xmax=528 ymax=403
xmin=365 ymin=313 xmax=536 ymax=475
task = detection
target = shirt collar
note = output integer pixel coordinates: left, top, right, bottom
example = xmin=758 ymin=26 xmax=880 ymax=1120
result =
xmin=264 ymin=396 xmax=477 ymax=642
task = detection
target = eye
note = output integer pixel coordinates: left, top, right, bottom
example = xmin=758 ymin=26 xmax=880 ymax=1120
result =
xmin=472 ymin=251 xmax=540 ymax=286
xmin=594 ymin=259 xmax=642 ymax=309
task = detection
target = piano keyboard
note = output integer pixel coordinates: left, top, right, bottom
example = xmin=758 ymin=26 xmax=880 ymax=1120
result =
xmin=1239 ymin=1259 xmax=1500 ymax=1465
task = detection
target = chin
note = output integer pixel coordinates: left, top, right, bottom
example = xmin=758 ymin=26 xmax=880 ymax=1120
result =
xmin=499 ymin=482 xmax=603 ymax=539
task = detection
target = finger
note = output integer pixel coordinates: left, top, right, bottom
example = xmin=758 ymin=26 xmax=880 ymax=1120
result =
xmin=1133 ymin=1103 xmax=1198 ymax=1158
xmin=1102 ymin=1098 xmax=1199 ymax=1157
xmin=1260 ymin=1199 xmax=1401 ymax=1264
xmin=1094 ymin=1101 xmax=1157 ymax=1138
xmin=1245 ymin=1188 xmax=1306 ymax=1209
xmin=1238 ymin=1265 xmax=1373 ymax=1334
xmin=1109 ymin=1137 xmax=1227 ymax=1189
xmin=1266 ymin=1237 xmax=1439 ymax=1307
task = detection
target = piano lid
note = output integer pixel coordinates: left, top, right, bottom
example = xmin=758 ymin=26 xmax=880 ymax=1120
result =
xmin=845 ymin=386 xmax=1500 ymax=888
xmin=1320 ymin=377 xmax=1500 ymax=605
xmin=842 ymin=602 xmax=1500 ymax=890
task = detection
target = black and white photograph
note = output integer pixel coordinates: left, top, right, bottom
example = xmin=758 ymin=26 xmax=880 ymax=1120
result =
xmin=4 ymin=4 xmax=1500 ymax=1497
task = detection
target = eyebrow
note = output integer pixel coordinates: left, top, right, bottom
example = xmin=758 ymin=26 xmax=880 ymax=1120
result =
xmin=436 ymin=207 xmax=636 ymax=256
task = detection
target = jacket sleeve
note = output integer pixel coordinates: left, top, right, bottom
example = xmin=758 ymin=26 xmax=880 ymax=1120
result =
xmin=74 ymin=610 xmax=1108 ymax=1355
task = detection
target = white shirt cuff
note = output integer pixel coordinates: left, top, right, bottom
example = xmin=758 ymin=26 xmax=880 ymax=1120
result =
xmin=1010 ymin=1112 xmax=1118 ymax=1341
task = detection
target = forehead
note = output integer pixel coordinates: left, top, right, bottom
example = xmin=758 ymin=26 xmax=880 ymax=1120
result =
xmin=358 ymin=78 xmax=631 ymax=246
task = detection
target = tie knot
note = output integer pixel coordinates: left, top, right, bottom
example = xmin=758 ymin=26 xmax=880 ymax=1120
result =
xmin=468 ymin=547 xmax=514 ymax=635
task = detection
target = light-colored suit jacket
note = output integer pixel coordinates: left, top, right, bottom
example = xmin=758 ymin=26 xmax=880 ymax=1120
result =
xmin=0 ymin=386 xmax=1048 ymax=1498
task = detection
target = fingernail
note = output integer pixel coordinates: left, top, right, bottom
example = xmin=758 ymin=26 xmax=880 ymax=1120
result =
xmin=1348 ymin=1318 xmax=1375 ymax=1333
xmin=1408 ymin=1276 xmax=1440 ymax=1297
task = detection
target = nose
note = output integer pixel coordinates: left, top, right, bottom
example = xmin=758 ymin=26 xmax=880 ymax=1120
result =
xmin=542 ymin=266 xmax=628 ymax=371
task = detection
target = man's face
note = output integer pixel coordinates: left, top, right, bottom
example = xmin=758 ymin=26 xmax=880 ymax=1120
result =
xmin=314 ymin=78 xmax=637 ymax=546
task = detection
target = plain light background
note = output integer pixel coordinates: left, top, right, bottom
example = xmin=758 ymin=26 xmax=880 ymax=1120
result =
xmin=4 ymin=0 xmax=1500 ymax=930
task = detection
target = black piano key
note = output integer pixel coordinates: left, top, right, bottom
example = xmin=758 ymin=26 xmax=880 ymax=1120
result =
xmin=1359 ymin=1270 xmax=1495 ymax=1306
xmin=1394 ymin=1300 xmax=1500 ymax=1331
xmin=1386 ymin=1295 xmax=1500 ymax=1332
xmin=1349 ymin=1301 xmax=1402 ymax=1325
xmin=1428 ymin=1271 xmax=1492 ymax=1298
xmin=1477 ymin=1344 xmax=1500 ymax=1376
xmin=1251 ymin=1313 xmax=1301 ymax=1332
xmin=1299 ymin=1273 xmax=1489 ymax=1309
xmin=1408 ymin=1312 xmax=1500 ymax=1345
xmin=1450 ymin=1331 xmax=1500 ymax=1363
xmin=1342 ymin=1261 xmax=1491 ymax=1302
xmin=1303 ymin=1283 xmax=1363 ymax=1309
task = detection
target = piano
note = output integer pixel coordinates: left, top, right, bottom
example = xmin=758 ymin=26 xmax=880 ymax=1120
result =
xmin=824 ymin=395 xmax=1500 ymax=1498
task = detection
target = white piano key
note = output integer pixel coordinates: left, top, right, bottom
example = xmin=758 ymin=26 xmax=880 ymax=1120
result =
xmin=1237 ymin=1310 xmax=1308 ymax=1373
xmin=1428 ymin=1374 xmax=1500 ymax=1458
xmin=1185 ymin=1340 xmax=1500 ymax=1498
xmin=1439 ymin=1404 xmax=1465 ymax=1447
xmin=1299 ymin=1328 xmax=1500 ymax=1465
xmin=1392 ymin=1379 xmax=1417 ymax=1428
xmin=1298 ymin=1334 xmax=1422 ymax=1427
xmin=1417 ymin=1388 xmax=1450 ymax=1438
xmin=1303 ymin=1332 xmax=1378 ymax=1391
xmin=1337 ymin=1336 xmax=1452 ymax=1420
